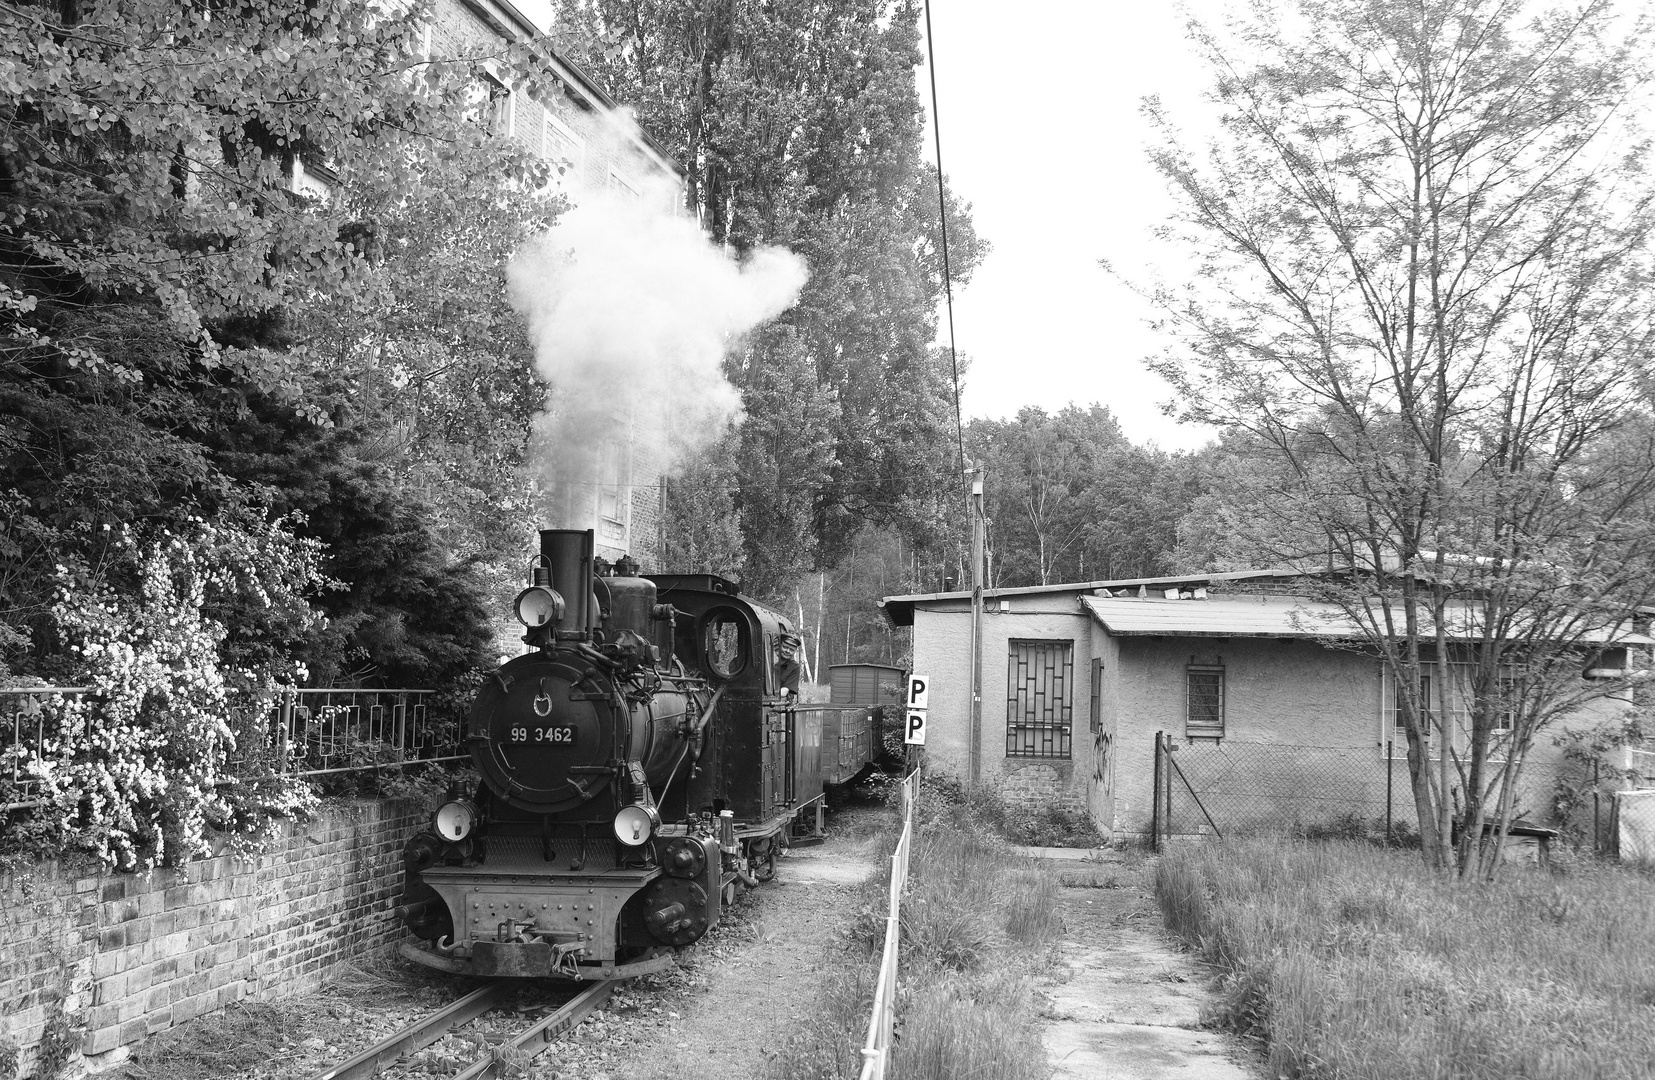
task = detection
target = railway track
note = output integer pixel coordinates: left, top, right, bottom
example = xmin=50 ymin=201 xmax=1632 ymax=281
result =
xmin=311 ymin=979 xmax=613 ymax=1080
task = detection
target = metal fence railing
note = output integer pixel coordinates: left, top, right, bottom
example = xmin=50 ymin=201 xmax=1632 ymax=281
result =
xmin=858 ymin=767 xmax=920 ymax=1080
xmin=1 ymin=686 xmax=92 ymax=811
xmin=2 ymin=685 xmax=464 ymax=816
xmin=263 ymin=688 xmax=465 ymax=777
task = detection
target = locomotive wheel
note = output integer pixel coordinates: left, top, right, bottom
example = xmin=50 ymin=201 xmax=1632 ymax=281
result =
xmin=749 ymin=836 xmax=777 ymax=882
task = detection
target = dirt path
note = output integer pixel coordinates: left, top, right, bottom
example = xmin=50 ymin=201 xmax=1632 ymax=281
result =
xmin=537 ymin=826 xmax=881 ymax=1080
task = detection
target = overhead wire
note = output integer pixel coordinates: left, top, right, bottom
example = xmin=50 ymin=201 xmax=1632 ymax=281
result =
xmin=921 ymin=0 xmax=968 ymax=510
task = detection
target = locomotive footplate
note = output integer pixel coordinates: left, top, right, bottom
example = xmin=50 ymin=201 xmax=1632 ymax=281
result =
xmin=414 ymin=866 xmax=664 ymax=978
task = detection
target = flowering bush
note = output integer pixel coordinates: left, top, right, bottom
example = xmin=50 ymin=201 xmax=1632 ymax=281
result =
xmin=4 ymin=514 xmax=327 ymax=868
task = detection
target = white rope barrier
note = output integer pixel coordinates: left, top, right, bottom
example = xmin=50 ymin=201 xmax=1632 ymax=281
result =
xmin=858 ymin=768 xmax=920 ymax=1080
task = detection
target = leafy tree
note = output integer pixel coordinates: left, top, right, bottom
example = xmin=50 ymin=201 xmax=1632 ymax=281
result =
xmin=660 ymin=433 xmax=746 ymax=579
xmin=552 ymin=0 xmax=985 ymax=591
xmin=1143 ymin=0 xmax=1655 ymax=875
xmin=789 ymin=527 xmax=921 ymax=675
xmin=1 ymin=0 xmax=550 ymax=681
xmin=966 ymin=405 xmax=1202 ymax=588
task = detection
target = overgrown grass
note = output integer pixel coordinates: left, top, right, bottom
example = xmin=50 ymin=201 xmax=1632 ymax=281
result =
xmin=765 ymin=778 xmax=1063 ymax=1080
xmin=1155 ymin=838 xmax=1655 ymax=1080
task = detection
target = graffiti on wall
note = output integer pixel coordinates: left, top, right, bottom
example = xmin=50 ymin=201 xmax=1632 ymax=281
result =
xmin=1092 ymin=728 xmax=1114 ymax=805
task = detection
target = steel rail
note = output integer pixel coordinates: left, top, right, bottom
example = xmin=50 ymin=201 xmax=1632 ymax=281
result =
xmin=311 ymin=983 xmax=508 ymax=1080
xmin=451 ymin=980 xmax=613 ymax=1080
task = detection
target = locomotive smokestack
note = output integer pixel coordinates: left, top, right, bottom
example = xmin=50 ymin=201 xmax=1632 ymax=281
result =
xmin=540 ymin=529 xmax=595 ymax=635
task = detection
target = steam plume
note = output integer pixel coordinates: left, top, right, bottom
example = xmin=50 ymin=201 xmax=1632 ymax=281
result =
xmin=507 ymin=180 xmax=807 ymax=544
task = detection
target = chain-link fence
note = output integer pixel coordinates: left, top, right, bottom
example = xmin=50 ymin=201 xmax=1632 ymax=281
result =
xmin=1148 ymin=733 xmax=1596 ymax=850
xmin=1614 ymin=790 xmax=1655 ymax=864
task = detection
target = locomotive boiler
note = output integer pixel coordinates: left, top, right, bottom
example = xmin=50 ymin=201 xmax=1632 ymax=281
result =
xmin=396 ymin=528 xmax=870 ymax=980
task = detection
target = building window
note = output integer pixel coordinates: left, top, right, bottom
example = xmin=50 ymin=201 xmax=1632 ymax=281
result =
xmin=1186 ymin=665 xmax=1225 ymax=738
xmin=1384 ymin=663 xmax=1518 ymax=756
xmin=466 ymin=71 xmax=512 ymax=135
xmin=1387 ymin=671 xmax=1432 ymax=744
xmin=543 ymin=113 xmax=584 ymax=185
xmin=596 ymin=438 xmax=630 ymax=545
xmin=1492 ymin=675 xmax=1517 ymax=734
xmin=1006 ymin=639 xmax=1072 ymax=759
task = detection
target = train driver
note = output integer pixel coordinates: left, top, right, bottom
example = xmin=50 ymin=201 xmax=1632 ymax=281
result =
xmin=775 ymin=633 xmax=802 ymax=698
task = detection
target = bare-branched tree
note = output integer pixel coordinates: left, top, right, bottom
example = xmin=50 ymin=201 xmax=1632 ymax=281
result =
xmin=1143 ymin=0 xmax=1655 ymax=875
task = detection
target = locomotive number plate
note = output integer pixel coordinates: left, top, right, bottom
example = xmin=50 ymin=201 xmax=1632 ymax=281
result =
xmin=507 ymin=725 xmax=577 ymax=745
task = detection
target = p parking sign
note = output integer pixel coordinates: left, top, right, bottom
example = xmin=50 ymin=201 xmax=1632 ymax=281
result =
xmin=904 ymin=673 xmax=930 ymax=745
xmin=906 ymin=674 xmax=930 ymax=711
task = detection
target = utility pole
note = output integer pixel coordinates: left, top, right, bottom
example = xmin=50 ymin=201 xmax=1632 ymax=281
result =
xmin=969 ymin=463 xmax=985 ymax=783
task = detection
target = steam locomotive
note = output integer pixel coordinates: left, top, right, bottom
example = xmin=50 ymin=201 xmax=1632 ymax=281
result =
xmin=395 ymin=528 xmax=882 ymax=980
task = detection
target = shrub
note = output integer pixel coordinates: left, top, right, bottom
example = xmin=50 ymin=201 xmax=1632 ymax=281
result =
xmin=959 ymin=776 xmax=1105 ymax=848
xmin=2 ymin=521 xmax=323 ymax=868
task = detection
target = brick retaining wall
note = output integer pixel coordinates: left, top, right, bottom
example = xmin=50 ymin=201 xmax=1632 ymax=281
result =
xmin=0 ymin=799 xmax=431 ymax=1077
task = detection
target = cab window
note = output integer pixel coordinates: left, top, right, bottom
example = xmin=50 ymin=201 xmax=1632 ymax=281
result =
xmin=700 ymin=609 xmax=748 ymax=678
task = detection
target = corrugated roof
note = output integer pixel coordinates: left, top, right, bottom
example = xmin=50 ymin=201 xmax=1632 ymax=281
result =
xmin=1081 ymin=597 xmax=1359 ymax=638
xmin=877 ymin=569 xmax=1301 ymax=627
xmin=1080 ymin=597 xmax=1651 ymax=645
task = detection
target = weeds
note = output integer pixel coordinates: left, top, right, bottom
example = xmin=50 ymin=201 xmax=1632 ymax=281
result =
xmin=890 ymin=969 xmax=1049 ymax=1080
xmin=1003 ymin=870 xmax=1061 ymax=944
xmin=1155 ymin=837 xmax=1655 ymax=1080
xmin=765 ymin=774 xmax=1066 ymax=1080
xmin=122 ymin=1002 xmax=289 ymax=1080
xmin=755 ymin=964 xmax=878 ymax=1080
xmin=954 ymin=780 xmax=1105 ymax=849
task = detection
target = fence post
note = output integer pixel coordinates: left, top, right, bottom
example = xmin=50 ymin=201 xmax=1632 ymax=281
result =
xmin=1163 ymin=735 xmax=1174 ymax=846
xmin=1386 ymin=740 xmax=1393 ymax=845
xmin=1593 ymin=759 xmax=1601 ymax=855
xmin=1151 ymin=731 xmax=1163 ymax=853
xmin=277 ymin=690 xmax=294 ymax=773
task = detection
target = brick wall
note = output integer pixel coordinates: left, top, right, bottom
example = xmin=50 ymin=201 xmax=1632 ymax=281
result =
xmin=0 ymin=800 xmax=431 ymax=1077
xmin=995 ymin=759 xmax=1087 ymax=814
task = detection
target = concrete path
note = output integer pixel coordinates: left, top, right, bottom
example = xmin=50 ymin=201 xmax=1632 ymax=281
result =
xmin=1025 ymin=850 xmax=1263 ymax=1080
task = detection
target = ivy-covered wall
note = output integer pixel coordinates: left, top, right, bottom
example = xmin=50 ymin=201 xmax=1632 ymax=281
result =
xmin=0 ymin=800 xmax=430 ymax=1078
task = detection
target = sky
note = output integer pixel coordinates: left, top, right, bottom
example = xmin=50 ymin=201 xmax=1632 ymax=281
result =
xmin=517 ymin=0 xmax=1222 ymax=452
xmin=919 ymin=2 xmax=1219 ymax=452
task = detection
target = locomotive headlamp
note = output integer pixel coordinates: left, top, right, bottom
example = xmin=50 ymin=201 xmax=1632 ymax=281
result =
xmin=433 ymin=799 xmax=478 ymax=841
xmin=514 ymin=585 xmax=565 ymax=629
xmin=613 ymin=803 xmax=660 ymax=847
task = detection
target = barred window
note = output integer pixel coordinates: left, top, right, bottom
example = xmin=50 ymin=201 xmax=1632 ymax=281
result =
xmin=1186 ymin=665 xmax=1225 ymax=738
xmin=1006 ymin=639 xmax=1072 ymax=759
